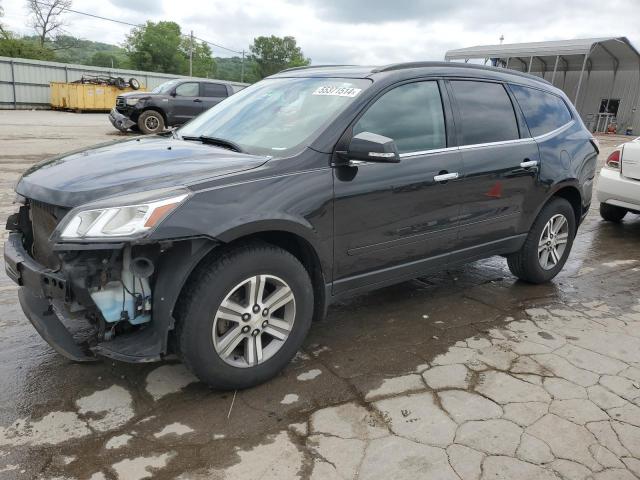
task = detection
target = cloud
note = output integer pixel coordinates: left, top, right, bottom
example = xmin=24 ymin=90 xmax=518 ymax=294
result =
xmin=1 ymin=0 xmax=639 ymax=66
xmin=300 ymin=0 xmax=458 ymax=24
xmin=108 ymin=0 xmax=164 ymax=14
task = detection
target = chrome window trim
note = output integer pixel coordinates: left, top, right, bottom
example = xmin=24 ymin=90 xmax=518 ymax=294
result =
xmin=399 ymin=138 xmax=533 ymax=158
xmin=458 ymin=137 xmax=534 ymax=151
xmin=399 ymin=146 xmax=458 ymax=158
xmin=379 ymin=119 xmax=575 ymax=160
xmin=532 ymin=120 xmax=575 ymax=142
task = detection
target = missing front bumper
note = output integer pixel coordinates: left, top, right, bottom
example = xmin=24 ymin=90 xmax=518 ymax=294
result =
xmin=18 ymin=288 xmax=97 ymax=362
xmin=5 ymin=232 xmax=96 ymax=361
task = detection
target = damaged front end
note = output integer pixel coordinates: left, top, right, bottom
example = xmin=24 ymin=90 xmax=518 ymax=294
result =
xmin=4 ymin=194 xmax=216 ymax=363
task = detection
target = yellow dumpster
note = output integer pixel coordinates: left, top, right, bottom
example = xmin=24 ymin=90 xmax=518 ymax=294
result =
xmin=50 ymin=82 xmax=145 ymax=112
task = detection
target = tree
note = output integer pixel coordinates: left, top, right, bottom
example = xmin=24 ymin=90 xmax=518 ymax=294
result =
xmin=0 ymin=31 xmax=55 ymax=60
xmin=215 ymin=56 xmax=259 ymax=83
xmin=89 ymin=51 xmax=122 ymax=68
xmin=0 ymin=2 xmax=7 ymax=37
xmin=125 ymin=22 xmax=216 ymax=77
xmin=249 ymin=35 xmax=310 ymax=79
xmin=180 ymin=36 xmax=216 ymax=77
xmin=27 ymin=0 xmax=71 ymax=46
xmin=125 ymin=21 xmax=187 ymax=74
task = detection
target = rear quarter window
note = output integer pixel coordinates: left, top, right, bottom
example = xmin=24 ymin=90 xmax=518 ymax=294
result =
xmin=450 ymin=80 xmax=520 ymax=146
xmin=510 ymin=85 xmax=572 ymax=137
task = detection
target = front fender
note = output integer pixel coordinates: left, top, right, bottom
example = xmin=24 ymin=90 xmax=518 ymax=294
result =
xmin=215 ymin=216 xmax=331 ymax=275
xmin=151 ymin=237 xmax=218 ymax=354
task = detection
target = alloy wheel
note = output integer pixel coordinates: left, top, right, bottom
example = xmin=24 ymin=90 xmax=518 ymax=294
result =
xmin=212 ymin=275 xmax=296 ymax=368
xmin=144 ymin=116 xmax=159 ymax=131
xmin=538 ymin=213 xmax=569 ymax=270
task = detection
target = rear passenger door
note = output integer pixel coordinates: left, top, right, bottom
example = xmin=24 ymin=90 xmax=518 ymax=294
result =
xmin=200 ymin=82 xmax=230 ymax=111
xmin=447 ymin=80 xmax=542 ymax=258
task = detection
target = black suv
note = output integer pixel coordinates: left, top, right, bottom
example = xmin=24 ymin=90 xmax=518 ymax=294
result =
xmin=109 ymin=78 xmax=244 ymax=134
xmin=6 ymin=63 xmax=598 ymax=388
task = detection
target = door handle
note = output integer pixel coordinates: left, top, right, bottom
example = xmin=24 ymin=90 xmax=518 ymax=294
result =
xmin=434 ymin=172 xmax=459 ymax=182
xmin=193 ymin=99 xmax=203 ymax=103
xmin=520 ymin=160 xmax=539 ymax=169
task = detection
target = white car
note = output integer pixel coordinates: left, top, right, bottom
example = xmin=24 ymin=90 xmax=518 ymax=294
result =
xmin=597 ymin=137 xmax=640 ymax=221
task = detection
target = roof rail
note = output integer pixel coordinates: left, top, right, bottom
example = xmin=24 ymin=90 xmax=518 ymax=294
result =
xmin=372 ymin=61 xmax=455 ymax=72
xmin=279 ymin=64 xmax=355 ymax=73
xmin=371 ymin=61 xmax=551 ymax=84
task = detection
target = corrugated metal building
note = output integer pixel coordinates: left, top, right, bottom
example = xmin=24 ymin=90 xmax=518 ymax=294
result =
xmin=445 ymin=37 xmax=640 ymax=135
xmin=0 ymin=56 xmax=248 ymax=109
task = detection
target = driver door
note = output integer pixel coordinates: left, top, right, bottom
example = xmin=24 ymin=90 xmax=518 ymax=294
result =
xmin=170 ymin=82 xmax=204 ymax=124
xmin=332 ymin=80 xmax=464 ymax=294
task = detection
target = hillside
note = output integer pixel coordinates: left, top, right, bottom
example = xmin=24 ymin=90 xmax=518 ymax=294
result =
xmin=2 ymin=35 xmax=256 ymax=82
xmin=23 ymin=35 xmax=130 ymax=68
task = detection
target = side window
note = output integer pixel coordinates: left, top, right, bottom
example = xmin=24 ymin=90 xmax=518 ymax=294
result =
xmin=450 ymin=81 xmax=519 ymax=146
xmin=202 ymin=83 xmax=229 ymax=98
xmin=510 ymin=85 xmax=573 ymax=137
xmin=353 ymin=81 xmax=446 ymax=154
xmin=174 ymin=82 xmax=199 ymax=97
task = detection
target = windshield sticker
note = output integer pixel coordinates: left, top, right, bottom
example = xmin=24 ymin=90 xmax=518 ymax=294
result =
xmin=312 ymin=86 xmax=362 ymax=97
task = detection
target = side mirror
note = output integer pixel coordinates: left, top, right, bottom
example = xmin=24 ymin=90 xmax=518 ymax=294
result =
xmin=344 ymin=132 xmax=400 ymax=163
xmin=170 ymin=90 xmax=177 ymax=97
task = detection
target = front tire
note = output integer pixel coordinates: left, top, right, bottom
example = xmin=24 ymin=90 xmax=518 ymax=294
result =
xmin=600 ymin=203 xmax=627 ymax=222
xmin=507 ymin=197 xmax=576 ymax=284
xmin=177 ymin=242 xmax=314 ymax=389
xmin=138 ymin=110 xmax=165 ymax=134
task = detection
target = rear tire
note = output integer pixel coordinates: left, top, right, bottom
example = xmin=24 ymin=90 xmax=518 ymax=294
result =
xmin=507 ymin=197 xmax=576 ymax=284
xmin=138 ymin=110 xmax=164 ymax=134
xmin=600 ymin=203 xmax=627 ymax=222
xmin=177 ymin=242 xmax=314 ymax=389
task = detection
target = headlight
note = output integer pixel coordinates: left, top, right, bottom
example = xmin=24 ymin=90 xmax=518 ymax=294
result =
xmin=126 ymin=98 xmax=140 ymax=106
xmin=55 ymin=188 xmax=189 ymax=241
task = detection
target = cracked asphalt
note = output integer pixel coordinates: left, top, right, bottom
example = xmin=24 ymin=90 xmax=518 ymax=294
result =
xmin=1 ymin=111 xmax=640 ymax=480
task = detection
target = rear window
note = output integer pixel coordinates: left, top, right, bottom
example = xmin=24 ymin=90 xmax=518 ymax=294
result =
xmin=202 ymin=82 xmax=229 ymax=98
xmin=510 ymin=85 xmax=572 ymax=137
xmin=450 ymin=81 xmax=519 ymax=146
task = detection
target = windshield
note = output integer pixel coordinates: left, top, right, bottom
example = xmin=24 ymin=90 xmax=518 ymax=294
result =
xmin=178 ymin=77 xmax=371 ymax=157
xmin=151 ymin=79 xmax=181 ymax=94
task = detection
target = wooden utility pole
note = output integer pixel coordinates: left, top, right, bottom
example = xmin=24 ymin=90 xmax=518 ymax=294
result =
xmin=189 ymin=30 xmax=194 ymax=76
xmin=241 ymin=49 xmax=245 ymax=82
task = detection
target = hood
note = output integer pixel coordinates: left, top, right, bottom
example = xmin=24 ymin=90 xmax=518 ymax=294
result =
xmin=16 ymin=136 xmax=269 ymax=207
xmin=118 ymin=91 xmax=155 ymax=99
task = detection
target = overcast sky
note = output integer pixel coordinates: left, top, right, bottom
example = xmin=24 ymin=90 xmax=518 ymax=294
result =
xmin=2 ymin=0 xmax=639 ymax=64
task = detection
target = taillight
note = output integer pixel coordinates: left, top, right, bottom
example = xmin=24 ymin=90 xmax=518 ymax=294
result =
xmin=606 ymin=150 xmax=621 ymax=170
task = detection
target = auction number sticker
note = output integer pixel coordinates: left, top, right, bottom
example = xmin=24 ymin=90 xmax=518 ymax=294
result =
xmin=312 ymin=86 xmax=362 ymax=97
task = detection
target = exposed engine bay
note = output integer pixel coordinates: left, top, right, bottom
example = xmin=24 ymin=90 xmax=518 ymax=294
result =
xmin=8 ymin=199 xmax=162 ymax=344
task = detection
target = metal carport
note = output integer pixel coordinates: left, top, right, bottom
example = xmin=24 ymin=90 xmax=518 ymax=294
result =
xmin=445 ymin=37 xmax=640 ymax=134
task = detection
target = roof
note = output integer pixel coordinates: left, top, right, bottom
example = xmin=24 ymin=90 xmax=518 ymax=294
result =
xmin=445 ymin=37 xmax=640 ymax=71
xmin=270 ymin=62 xmax=552 ymax=86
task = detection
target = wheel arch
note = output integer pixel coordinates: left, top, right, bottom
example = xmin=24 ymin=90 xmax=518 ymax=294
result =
xmin=228 ymin=230 xmax=329 ymax=324
xmin=550 ymin=184 xmax=583 ymax=227
xmin=528 ymin=182 xmax=583 ymax=231
xmin=168 ymin=223 xmax=330 ymax=352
